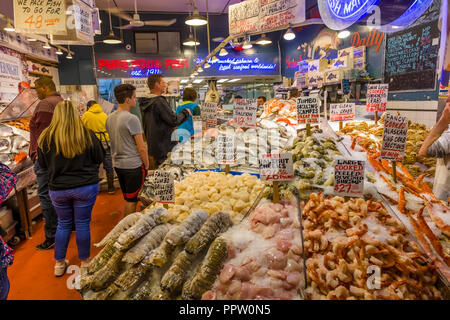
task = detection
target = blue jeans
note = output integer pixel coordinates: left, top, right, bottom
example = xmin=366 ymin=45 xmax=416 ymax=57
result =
xmin=34 ymin=161 xmax=58 ymax=240
xmin=0 ymin=268 xmax=9 ymax=300
xmin=49 ymin=184 xmax=99 ymax=261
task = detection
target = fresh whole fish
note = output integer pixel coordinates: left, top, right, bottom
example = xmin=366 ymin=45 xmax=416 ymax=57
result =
xmin=122 ymin=224 xmax=171 ymax=264
xmin=0 ymin=125 xmax=14 ymax=137
xmin=0 ymin=138 xmax=11 ymax=153
xmin=184 ymin=212 xmax=233 ymax=256
xmin=115 ymin=207 xmax=168 ymax=250
xmin=182 ymin=237 xmax=228 ymax=300
xmin=94 ymin=212 xmax=142 ymax=247
xmin=165 ymin=210 xmax=209 ymax=246
xmin=10 ymin=135 xmax=28 ymax=154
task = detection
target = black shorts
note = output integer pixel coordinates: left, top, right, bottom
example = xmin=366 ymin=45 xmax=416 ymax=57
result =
xmin=114 ymin=165 xmax=146 ymax=202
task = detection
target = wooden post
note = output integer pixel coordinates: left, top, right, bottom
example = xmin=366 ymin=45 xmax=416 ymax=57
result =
xmin=273 ymin=181 xmax=279 ymax=204
xmin=163 ymin=204 xmax=169 ymax=209
xmin=225 ymin=164 xmax=230 ymax=175
xmin=375 ymin=111 xmax=378 ymax=125
xmin=339 ymin=121 xmax=343 ymax=131
xmin=306 ymin=123 xmax=311 ymax=136
xmin=392 ymin=161 xmax=397 ymax=183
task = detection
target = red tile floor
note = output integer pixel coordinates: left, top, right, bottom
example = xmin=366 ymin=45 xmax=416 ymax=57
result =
xmin=7 ymin=191 xmax=127 ymax=300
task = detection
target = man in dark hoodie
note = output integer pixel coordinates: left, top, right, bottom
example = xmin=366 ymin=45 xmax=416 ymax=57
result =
xmin=141 ymin=74 xmax=191 ymax=167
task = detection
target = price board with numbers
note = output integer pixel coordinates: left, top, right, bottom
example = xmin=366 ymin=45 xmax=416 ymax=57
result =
xmin=366 ymin=84 xmax=389 ymax=112
xmin=334 ymin=159 xmax=365 ymax=197
xmin=380 ymin=113 xmax=408 ymax=161
xmin=233 ymin=99 xmax=257 ymax=128
xmin=14 ymin=0 xmax=67 ymax=35
xmin=216 ymin=135 xmax=236 ymax=165
xmin=259 ymin=153 xmax=294 ymax=181
xmin=201 ymin=102 xmax=218 ymax=129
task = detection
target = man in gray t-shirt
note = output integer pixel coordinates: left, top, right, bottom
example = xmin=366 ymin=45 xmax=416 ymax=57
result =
xmin=106 ymin=84 xmax=149 ymax=215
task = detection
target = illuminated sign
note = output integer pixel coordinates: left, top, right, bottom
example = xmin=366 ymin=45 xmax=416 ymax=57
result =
xmin=195 ymin=57 xmax=277 ymax=72
xmin=319 ymin=0 xmax=433 ymax=33
xmin=351 ymin=29 xmax=384 ymax=52
xmin=98 ymin=59 xmax=188 ymax=70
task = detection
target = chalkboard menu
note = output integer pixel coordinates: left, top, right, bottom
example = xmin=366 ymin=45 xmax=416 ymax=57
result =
xmin=384 ymin=21 xmax=440 ymax=91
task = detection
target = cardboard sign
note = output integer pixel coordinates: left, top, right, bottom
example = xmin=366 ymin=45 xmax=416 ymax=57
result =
xmin=334 ymin=159 xmax=365 ymax=197
xmin=147 ymin=171 xmax=175 ymax=204
xmin=380 ymin=113 xmax=408 ymax=161
xmin=366 ymin=84 xmax=389 ymax=112
xmin=330 ymin=103 xmax=355 ymax=122
xmin=259 ymin=153 xmax=294 ymax=181
xmin=297 ymin=97 xmax=320 ymax=124
xmin=14 ymin=0 xmax=67 ymax=35
xmin=216 ymin=135 xmax=236 ymax=165
xmin=201 ymin=102 xmax=218 ymax=129
xmin=233 ymin=99 xmax=257 ymax=128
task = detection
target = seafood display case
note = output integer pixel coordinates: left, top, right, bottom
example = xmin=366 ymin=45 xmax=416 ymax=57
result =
xmin=0 ymin=88 xmax=41 ymax=240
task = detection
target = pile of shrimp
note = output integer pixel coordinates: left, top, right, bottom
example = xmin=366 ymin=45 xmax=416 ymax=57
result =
xmin=302 ymin=193 xmax=441 ymax=300
xmin=202 ymin=200 xmax=305 ymax=300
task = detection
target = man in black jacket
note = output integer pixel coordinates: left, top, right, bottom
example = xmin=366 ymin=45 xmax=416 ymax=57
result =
xmin=141 ymin=75 xmax=191 ymax=168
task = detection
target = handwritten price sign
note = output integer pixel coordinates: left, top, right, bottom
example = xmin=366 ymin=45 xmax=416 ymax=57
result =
xmin=330 ymin=103 xmax=355 ymax=122
xmin=366 ymin=84 xmax=389 ymax=112
xmin=216 ymin=135 xmax=236 ymax=165
xmin=259 ymin=153 xmax=294 ymax=181
xmin=233 ymin=99 xmax=257 ymax=128
xmin=380 ymin=113 xmax=408 ymax=161
xmin=201 ymin=102 xmax=218 ymax=129
xmin=297 ymin=97 xmax=320 ymax=124
xmin=147 ymin=171 xmax=175 ymax=204
xmin=14 ymin=0 xmax=67 ymax=34
xmin=334 ymin=159 xmax=365 ymax=197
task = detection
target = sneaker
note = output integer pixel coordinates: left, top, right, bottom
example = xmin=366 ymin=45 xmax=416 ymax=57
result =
xmin=36 ymin=239 xmax=55 ymax=250
xmin=54 ymin=260 xmax=69 ymax=277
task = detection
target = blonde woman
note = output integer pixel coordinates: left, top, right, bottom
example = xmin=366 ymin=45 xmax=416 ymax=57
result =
xmin=38 ymin=101 xmax=105 ymax=277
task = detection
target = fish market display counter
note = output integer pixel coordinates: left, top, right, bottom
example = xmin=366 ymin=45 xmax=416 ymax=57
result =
xmin=78 ymin=120 xmax=449 ymax=300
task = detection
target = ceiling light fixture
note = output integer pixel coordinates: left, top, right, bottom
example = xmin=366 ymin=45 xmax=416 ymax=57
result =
xmin=183 ymin=33 xmax=200 ymax=46
xmin=337 ymin=30 xmax=351 ymax=39
xmin=217 ymin=79 xmax=229 ymax=83
xmin=283 ymin=26 xmax=296 ymax=40
xmin=185 ymin=6 xmax=207 ymax=26
xmin=193 ymin=79 xmax=203 ymax=83
xmin=103 ymin=30 xmax=123 ymax=44
xmin=256 ymin=34 xmax=272 ymax=45
xmin=56 ymin=47 xmax=64 ymax=55
xmin=3 ymin=19 xmax=15 ymax=32
xmin=28 ymin=38 xmax=37 ymax=42
xmin=197 ymin=66 xmax=204 ymax=73
xmin=43 ymin=41 xmax=51 ymax=49
xmin=219 ymin=48 xmax=228 ymax=56
xmin=204 ymin=62 xmax=211 ymax=69
xmin=228 ymin=78 xmax=241 ymax=82
xmin=211 ymin=55 xmax=219 ymax=63
xmin=66 ymin=45 xmax=73 ymax=59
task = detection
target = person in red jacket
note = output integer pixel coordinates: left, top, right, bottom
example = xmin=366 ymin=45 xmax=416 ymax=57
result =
xmin=29 ymin=77 xmax=63 ymax=250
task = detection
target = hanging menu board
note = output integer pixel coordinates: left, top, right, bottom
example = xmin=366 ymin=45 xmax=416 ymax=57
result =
xmin=384 ymin=21 xmax=440 ymax=91
xmin=233 ymin=99 xmax=257 ymax=128
xmin=380 ymin=114 xmax=408 ymax=161
xmin=297 ymin=97 xmax=319 ymax=124
xmin=14 ymin=0 xmax=67 ymax=35
xmin=201 ymin=102 xmax=218 ymax=129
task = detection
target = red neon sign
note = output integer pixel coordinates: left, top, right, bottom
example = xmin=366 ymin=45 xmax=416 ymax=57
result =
xmin=98 ymin=59 xmax=189 ymax=70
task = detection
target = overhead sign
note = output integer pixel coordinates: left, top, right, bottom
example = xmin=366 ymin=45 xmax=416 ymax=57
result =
xmin=201 ymin=102 xmax=218 ymax=129
xmin=380 ymin=113 xmax=408 ymax=161
xmin=0 ymin=52 xmax=24 ymax=100
xmin=228 ymin=0 xmax=306 ymax=36
xmin=296 ymin=96 xmax=320 ymax=124
xmin=334 ymin=159 xmax=365 ymax=197
xmin=14 ymin=0 xmax=68 ymax=35
xmin=259 ymin=153 xmax=294 ymax=182
xmin=233 ymin=99 xmax=258 ymax=128
xmin=330 ymin=103 xmax=355 ymax=121
xmin=366 ymin=84 xmax=389 ymax=112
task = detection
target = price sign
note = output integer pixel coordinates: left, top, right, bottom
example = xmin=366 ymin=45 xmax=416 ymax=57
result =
xmin=330 ymin=103 xmax=355 ymax=122
xmin=216 ymin=135 xmax=236 ymax=165
xmin=297 ymin=96 xmax=320 ymax=124
xmin=201 ymin=102 xmax=218 ymax=129
xmin=192 ymin=116 xmax=203 ymax=132
xmin=147 ymin=171 xmax=175 ymax=204
xmin=259 ymin=153 xmax=294 ymax=181
xmin=366 ymin=84 xmax=389 ymax=112
xmin=14 ymin=0 xmax=67 ymax=35
xmin=334 ymin=159 xmax=365 ymax=197
xmin=233 ymin=99 xmax=257 ymax=128
xmin=380 ymin=113 xmax=408 ymax=161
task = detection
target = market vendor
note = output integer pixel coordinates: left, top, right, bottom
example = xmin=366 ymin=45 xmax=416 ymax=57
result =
xmin=141 ymin=74 xmax=191 ymax=168
xmin=176 ymin=87 xmax=200 ymax=142
xmin=30 ymin=77 xmax=63 ymax=251
xmin=418 ymin=97 xmax=450 ymax=200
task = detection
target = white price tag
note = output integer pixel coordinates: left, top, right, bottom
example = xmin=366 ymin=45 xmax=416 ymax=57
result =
xmin=330 ymin=103 xmax=355 ymax=122
xmin=366 ymin=84 xmax=389 ymax=112
xmin=233 ymin=99 xmax=257 ymax=128
xmin=201 ymin=102 xmax=218 ymax=129
xmin=297 ymin=97 xmax=320 ymax=124
xmin=259 ymin=153 xmax=294 ymax=181
xmin=216 ymin=135 xmax=236 ymax=165
xmin=147 ymin=171 xmax=175 ymax=204
xmin=334 ymin=159 xmax=365 ymax=197
xmin=380 ymin=113 xmax=408 ymax=161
